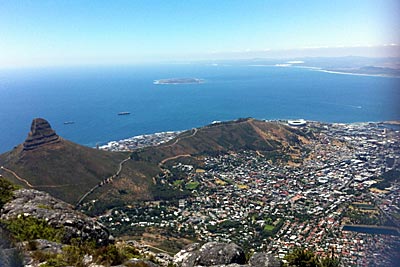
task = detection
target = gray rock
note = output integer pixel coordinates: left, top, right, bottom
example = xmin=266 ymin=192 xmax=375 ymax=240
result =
xmin=121 ymin=258 xmax=160 ymax=267
xmin=174 ymin=242 xmax=246 ymax=267
xmin=174 ymin=243 xmax=202 ymax=267
xmin=83 ymin=254 xmax=93 ymax=265
xmin=24 ymin=239 xmax=64 ymax=254
xmin=0 ymin=248 xmax=23 ymax=267
xmin=1 ymin=189 xmax=110 ymax=246
xmin=0 ymin=227 xmax=23 ymax=267
xmin=249 ymin=252 xmax=281 ymax=267
xmin=203 ymin=264 xmax=247 ymax=267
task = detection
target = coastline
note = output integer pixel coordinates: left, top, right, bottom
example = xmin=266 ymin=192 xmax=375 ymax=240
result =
xmin=314 ymin=69 xmax=400 ymax=78
xmin=98 ymin=119 xmax=400 ymax=152
xmin=1 ymin=64 xmax=399 ymax=154
xmin=261 ymin=64 xmax=400 ymax=78
xmin=98 ymin=130 xmax=182 ymax=151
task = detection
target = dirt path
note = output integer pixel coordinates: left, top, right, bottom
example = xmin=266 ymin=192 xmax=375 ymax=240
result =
xmin=162 ymin=128 xmax=198 ymax=148
xmin=1 ymin=166 xmax=34 ymax=188
xmin=143 ymin=244 xmax=172 ymax=255
xmin=0 ymin=166 xmax=101 ymax=189
xmin=158 ymin=120 xmax=253 ymax=165
xmin=75 ymin=157 xmax=131 ymax=207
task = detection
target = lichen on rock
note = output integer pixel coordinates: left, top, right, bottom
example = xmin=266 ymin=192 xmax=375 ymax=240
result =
xmin=1 ymin=188 xmax=111 ymax=246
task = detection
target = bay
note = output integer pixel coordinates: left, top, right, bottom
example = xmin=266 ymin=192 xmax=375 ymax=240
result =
xmin=0 ymin=63 xmax=399 ymax=153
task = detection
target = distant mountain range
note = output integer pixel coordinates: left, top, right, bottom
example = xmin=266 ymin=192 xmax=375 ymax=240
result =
xmin=0 ymin=118 xmax=312 ymax=213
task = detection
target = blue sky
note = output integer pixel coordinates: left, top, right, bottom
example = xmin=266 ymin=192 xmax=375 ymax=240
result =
xmin=0 ymin=0 xmax=399 ymax=67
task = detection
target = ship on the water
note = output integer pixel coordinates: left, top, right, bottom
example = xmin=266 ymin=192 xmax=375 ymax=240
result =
xmin=63 ymin=121 xmax=75 ymax=125
xmin=118 ymin=112 xmax=130 ymax=115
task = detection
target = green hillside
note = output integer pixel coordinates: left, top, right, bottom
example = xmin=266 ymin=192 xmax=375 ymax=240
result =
xmin=0 ymin=139 xmax=130 ymax=202
xmin=136 ymin=118 xmax=309 ymax=163
xmin=0 ymin=118 xmax=311 ymax=212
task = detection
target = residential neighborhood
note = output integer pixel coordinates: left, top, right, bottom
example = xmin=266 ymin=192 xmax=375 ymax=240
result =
xmin=97 ymin=121 xmax=400 ymax=266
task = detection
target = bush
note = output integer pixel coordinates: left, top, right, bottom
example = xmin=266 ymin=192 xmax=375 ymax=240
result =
xmin=0 ymin=177 xmax=19 ymax=208
xmin=284 ymin=247 xmax=340 ymax=267
xmin=31 ymin=241 xmax=143 ymax=266
xmin=2 ymin=215 xmax=64 ymax=242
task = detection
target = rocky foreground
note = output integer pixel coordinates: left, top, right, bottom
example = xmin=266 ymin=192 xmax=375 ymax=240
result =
xmin=174 ymin=242 xmax=281 ymax=267
xmin=0 ymin=188 xmax=282 ymax=267
xmin=1 ymin=189 xmax=111 ymax=246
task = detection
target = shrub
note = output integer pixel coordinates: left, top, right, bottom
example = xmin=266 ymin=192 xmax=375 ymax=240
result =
xmin=284 ymin=248 xmax=319 ymax=267
xmin=2 ymin=215 xmax=64 ymax=242
xmin=0 ymin=177 xmax=19 ymax=208
xmin=284 ymin=247 xmax=340 ymax=267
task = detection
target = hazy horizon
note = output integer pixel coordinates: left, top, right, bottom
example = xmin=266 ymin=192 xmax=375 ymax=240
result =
xmin=1 ymin=0 xmax=399 ymax=68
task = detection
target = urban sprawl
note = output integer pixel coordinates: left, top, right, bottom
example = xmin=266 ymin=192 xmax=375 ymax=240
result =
xmin=98 ymin=121 xmax=400 ymax=266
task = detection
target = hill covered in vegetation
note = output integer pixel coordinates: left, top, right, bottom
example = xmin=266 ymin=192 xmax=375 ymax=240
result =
xmin=0 ymin=118 xmax=312 ymax=212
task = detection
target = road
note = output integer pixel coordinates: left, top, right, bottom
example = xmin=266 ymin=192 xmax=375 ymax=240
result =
xmin=159 ymin=154 xmax=193 ymax=166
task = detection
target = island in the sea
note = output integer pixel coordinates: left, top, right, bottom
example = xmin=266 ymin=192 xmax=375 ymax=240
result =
xmin=153 ymin=78 xmax=204 ymax=84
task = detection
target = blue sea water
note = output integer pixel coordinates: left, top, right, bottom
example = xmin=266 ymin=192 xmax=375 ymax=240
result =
xmin=0 ymin=64 xmax=399 ymax=153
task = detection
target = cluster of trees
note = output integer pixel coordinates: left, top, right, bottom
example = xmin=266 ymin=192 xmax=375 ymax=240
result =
xmin=345 ymin=209 xmax=380 ymax=225
xmin=374 ymin=169 xmax=400 ymax=190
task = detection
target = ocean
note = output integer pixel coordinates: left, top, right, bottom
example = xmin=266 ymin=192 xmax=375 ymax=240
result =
xmin=0 ymin=63 xmax=399 ymax=153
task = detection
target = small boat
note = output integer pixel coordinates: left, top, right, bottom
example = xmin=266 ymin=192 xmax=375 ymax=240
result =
xmin=118 ymin=112 xmax=130 ymax=115
xmin=64 ymin=121 xmax=75 ymax=125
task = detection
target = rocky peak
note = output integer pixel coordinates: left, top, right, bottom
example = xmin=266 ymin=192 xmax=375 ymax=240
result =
xmin=23 ymin=118 xmax=60 ymax=151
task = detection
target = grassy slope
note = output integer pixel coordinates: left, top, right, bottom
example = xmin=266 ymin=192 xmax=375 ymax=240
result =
xmin=137 ymin=119 xmax=308 ymax=163
xmin=0 ymin=119 xmax=310 ymax=209
xmin=0 ymin=139 xmax=129 ymax=203
xmin=86 ymin=160 xmax=161 ymax=209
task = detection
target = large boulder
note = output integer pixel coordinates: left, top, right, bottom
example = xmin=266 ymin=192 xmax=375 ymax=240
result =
xmin=174 ymin=242 xmax=246 ymax=267
xmin=0 ymin=227 xmax=23 ymax=267
xmin=0 ymin=189 xmax=111 ymax=246
xmin=249 ymin=252 xmax=282 ymax=267
xmin=118 ymin=258 xmax=160 ymax=267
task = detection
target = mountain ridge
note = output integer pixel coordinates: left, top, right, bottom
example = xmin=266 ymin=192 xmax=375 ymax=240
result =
xmin=0 ymin=118 xmax=312 ymax=210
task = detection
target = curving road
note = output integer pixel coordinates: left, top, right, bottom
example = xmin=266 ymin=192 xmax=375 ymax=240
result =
xmin=159 ymin=154 xmax=193 ymax=166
